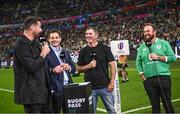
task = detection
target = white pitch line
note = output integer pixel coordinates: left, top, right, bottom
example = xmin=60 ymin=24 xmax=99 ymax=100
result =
xmin=97 ymin=108 xmax=106 ymax=112
xmin=0 ymin=68 xmax=12 ymax=71
xmin=0 ymin=88 xmax=107 ymax=112
xmin=123 ymin=98 xmax=180 ymax=113
xmin=0 ymin=88 xmax=14 ymax=93
xmin=1 ymin=88 xmax=180 ymax=113
xmin=123 ymin=106 xmax=151 ymax=114
xmin=126 ymin=69 xmax=180 ymax=70
xmin=96 ymin=98 xmax=180 ymax=113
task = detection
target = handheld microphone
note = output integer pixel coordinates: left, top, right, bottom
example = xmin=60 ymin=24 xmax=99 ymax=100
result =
xmin=144 ymin=35 xmax=152 ymax=53
xmin=59 ymin=51 xmax=66 ymax=63
xmin=145 ymin=41 xmax=152 ymax=53
xmin=90 ymin=51 xmax=97 ymax=60
xmin=59 ymin=51 xmax=69 ymax=85
xmin=38 ymin=31 xmax=47 ymax=46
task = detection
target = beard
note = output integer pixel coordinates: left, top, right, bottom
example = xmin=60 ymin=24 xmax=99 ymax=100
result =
xmin=144 ymin=34 xmax=154 ymax=42
xmin=34 ymin=31 xmax=43 ymax=40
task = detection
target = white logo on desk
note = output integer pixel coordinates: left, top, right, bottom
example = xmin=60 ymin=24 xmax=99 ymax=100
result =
xmin=68 ymin=98 xmax=85 ymax=108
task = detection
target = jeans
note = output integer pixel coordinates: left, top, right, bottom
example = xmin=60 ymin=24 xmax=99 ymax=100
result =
xmin=92 ymin=87 xmax=116 ymax=114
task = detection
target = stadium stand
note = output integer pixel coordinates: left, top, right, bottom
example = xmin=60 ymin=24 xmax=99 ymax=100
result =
xmin=0 ymin=0 xmax=179 ymax=64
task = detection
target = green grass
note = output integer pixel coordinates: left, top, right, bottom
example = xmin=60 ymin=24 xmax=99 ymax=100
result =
xmin=0 ymin=60 xmax=180 ymax=113
xmin=0 ymin=69 xmax=24 ymax=113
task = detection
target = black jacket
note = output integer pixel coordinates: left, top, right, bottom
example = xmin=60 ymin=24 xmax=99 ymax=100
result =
xmin=13 ymin=35 xmax=51 ymax=104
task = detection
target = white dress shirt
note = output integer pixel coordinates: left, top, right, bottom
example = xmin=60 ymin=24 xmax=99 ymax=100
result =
xmin=50 ymin=45 xmax=69 ymax=85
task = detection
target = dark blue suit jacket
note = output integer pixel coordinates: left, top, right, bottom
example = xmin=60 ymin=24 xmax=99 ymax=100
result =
xmin=46 ymin=47 xmax=76 ymax=94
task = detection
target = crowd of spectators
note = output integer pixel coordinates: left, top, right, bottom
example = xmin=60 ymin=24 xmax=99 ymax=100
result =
xmin=0 ymin=0 xmax=179 ymax=61
xmin=61 ymin=8 xmax=179 ymax=51
xmin=0 ymin=0 xmax=153 ymax=25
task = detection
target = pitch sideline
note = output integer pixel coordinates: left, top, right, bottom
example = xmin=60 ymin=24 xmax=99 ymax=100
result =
xmin=0 ymin=88 xmax=180 ymax=113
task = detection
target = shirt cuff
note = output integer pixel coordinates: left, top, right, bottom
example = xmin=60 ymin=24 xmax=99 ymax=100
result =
xmin=69 ymin=66 xmax=72 ymax=72
xmin=149 ymin=54 xmax=152 ymax=61
xmin=139 ymin=72 xmax=144 ymax=75
xmin=165 ymin=56 xmax=167 ymax=62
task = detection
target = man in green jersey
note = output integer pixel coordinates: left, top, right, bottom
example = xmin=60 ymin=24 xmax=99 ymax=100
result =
xmin=136 ymin=23 xmax=176 ymax=113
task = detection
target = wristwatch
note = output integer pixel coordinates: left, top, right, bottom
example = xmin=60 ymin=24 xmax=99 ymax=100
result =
xmin=158 ymin=56 xmax=161 ymax=60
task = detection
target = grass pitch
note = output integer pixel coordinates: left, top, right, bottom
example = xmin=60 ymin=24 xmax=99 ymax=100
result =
xmin=0 ymin=60 xmax=179 ymax=113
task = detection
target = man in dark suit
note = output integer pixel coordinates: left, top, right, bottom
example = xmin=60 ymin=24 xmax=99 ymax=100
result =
xmin=13 ymin=16 xmax=51 ymax=113
xmin=46 ymin=29 xmax=76 ymax=113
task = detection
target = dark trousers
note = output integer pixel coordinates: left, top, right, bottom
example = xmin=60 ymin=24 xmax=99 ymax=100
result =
xmin=23 ymin=103 xmax=51 ymax=113
xmin=143 ymin=76 xmax=174 ymax=113
xmin=52 ymin=93 xmax=66 ymax=113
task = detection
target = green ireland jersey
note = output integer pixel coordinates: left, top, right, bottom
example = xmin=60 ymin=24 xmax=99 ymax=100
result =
xmin=136 ymin=38 xmax=177 ymax=78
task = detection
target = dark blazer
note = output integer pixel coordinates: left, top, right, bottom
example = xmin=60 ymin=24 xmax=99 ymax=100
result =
xmin=46 ymin=47 xmax=76 ymax=94
xmin=13 ymin=36 xmax=51 ymax=104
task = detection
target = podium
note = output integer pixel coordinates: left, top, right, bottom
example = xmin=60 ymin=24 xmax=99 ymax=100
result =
xmin=64 ymin=82 xmax=93 ymax=113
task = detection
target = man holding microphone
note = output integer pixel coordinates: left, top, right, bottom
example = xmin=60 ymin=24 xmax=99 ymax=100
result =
xmin=77 ymin=27 xmax=116 ymax=114
xmin=13 ymin=16 xmax=51 ymax=113
xmin=136 ymin=23 xmax=176 ymax=113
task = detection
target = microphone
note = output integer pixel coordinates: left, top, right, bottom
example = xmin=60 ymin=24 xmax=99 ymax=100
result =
xmin=38 ymin=31 xmax=47 ymax=46
xmin=90 ymin=51 xmax=97 ymax=60
xmin=59 ymin=51 xmax=66 ymax=63
xmin=59 ymin=51 xmax=69 ymax=85
xmin=144 ymin=35 xmax=152 ymax=53
xmin=145 ymin=41 xmax=152 ymax=53
xmin=90 ymin=51 xmax=97 ymax=70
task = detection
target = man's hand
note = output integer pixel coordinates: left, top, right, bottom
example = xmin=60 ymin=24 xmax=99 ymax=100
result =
xmin=149 ymin=53 xmax=159 ymax=60
xmin=40 ymin=43 xmax=50 ymax=58
xmin=140 ymin=73 xmax=146 ymax=81
xmin=60 ymin=63 xmax=71 ymax=71
xmin=77 ymin=60 xmax=96 ymax=73
xmin=52 ymin=65 xmax=64 ymax=74
xmin=108 ymin=80 xmax=115 ymax=92
xmin=89 ymin=60 xmax=96 ymax=68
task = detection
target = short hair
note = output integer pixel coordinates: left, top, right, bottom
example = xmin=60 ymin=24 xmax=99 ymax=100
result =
xmin=144 ymin=23 xmax=157 ymax=31
xmin=47 ymin=29 xmax=62 ymax=39
xmin=23 ymin=16 xmax=41 ymax=30
xmin=86 ymin=27 xmax=99 ymax=35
